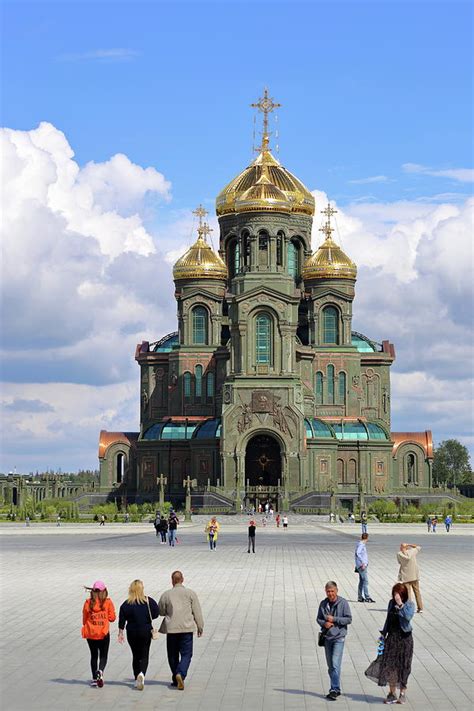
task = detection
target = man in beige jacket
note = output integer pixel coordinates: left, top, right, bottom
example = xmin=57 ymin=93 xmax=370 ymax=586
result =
xmin=158 ymin=570 xmax=204 ymax=690
xmin=397 ymin=543 xmax=423 ymax=612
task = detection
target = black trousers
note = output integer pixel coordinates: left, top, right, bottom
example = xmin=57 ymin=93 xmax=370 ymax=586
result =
xmin=126 ymin=629 xmax=152 ymax=678
xmin=248 ymin=535 xmax=255 ymax=552
xmin=87 ymin=634 xmax=110 ymax=679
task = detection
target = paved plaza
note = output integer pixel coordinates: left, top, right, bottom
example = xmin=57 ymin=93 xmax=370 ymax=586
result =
xmin=1 ymin=517 xmax=473 ymax=710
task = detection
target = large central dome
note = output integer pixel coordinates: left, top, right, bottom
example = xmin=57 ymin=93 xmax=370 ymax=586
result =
xmin=216 ymin=138 xmax=315 ymax=217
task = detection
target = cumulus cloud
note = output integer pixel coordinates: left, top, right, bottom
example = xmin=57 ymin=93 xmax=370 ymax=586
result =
xmin=403 ymin=162 xmax=474 ymax=183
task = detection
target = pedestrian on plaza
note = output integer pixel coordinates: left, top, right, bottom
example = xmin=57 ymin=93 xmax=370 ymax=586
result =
xmin=158 ymin=570 xmax=204 ymax=690
xmin=100 ymin=514 xmax=105 ymax=526
xmin=118 ymin=579 xmax=159 ymax=690
xmin=276 ymin=513 xmax=281 ymax=528
xmin=432 ymin=516 xmax=438 ymax=533
xmin=248 ymin=519 xmax=256 ymax=553
xmin=397 ymin=543 xmax=423 ymax=613
xmin=261 ymin=516 xmax=267 ymax=527
xmin=168 ymin=509 xmax=179 ymax=546
xmin=82 ymin=580 xmax=116 ymax=688
xmin=205 ymin=516 xmax=220 ymax=550
xmin=282 ymin=515 xmax=288 ymax=529
xmin=426 ymin=516 xmax=432 ymax=532
xmin=124 ymin=512 xmax=130 ymax=523
xmin=355 ymin=533 xmax=375 ymax=603
xmin=158 ymin=515 xmax=168 ymax=544
xmin=444 ymin=514 xmax=452 ymax=532
xmin=153 ymin=514 xmax=160 ymax=537
xmin=25 ymin=515 xmax=30 ymax=527
xmin=316 ymin=580 xmax=352 ymax=701
xmin=376 ymin=583 xmax=415 ymax=705
xmin=361 ymin=511 xmax=368 ymax=534
xmin=56 ymin=514 xmax=61 ymax=527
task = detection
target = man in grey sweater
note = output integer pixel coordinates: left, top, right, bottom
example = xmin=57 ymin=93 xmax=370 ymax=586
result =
xmin=158 ymin=570 xmax=204 ymax=690
xmin=317 ymin=581 xmax=352 ymax=701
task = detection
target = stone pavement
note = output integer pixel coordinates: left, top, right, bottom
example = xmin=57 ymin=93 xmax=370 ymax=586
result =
xmin=0 ymin=517 xmax=473 ymax=710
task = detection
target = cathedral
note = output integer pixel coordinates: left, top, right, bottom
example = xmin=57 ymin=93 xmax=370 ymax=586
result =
xmin=98 ymin=90 xmax=433 ymax=512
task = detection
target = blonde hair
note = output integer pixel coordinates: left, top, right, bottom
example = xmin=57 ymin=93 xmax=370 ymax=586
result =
xmin=127 ymin=579 xmax=147 ymax=604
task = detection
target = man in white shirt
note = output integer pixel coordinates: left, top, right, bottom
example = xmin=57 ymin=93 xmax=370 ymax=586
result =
xmin=354 ymin=533 xmax=375 ymax=603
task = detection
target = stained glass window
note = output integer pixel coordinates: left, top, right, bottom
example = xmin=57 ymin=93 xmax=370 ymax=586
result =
xmin=316 ymin=372 xmax=323 ymax=404
xmin=338 ymin=372 xmax=346 ymax=404
xmin=327 ymin=365 xmax=335 ymax=404
xmin=323 ymin=306 xmax=339 ymax=344
xmin=195 ymin=365 xmax=203 ymax=398
xmin=256 ymin=313 xmax=271 ymax=364
xmin=183 ymin=372 xmax=191 ymax=399
xmin=192 ymin=306 xmax=208 ymax=345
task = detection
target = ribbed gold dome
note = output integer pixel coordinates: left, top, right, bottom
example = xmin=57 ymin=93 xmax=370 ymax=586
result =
xmin=303 ymin=235 xmax=357 ymax=281
xmin=216 ymin=142 xmax=315 ymax=217
xmin=173 ymin=230 xmax=227 ymax=281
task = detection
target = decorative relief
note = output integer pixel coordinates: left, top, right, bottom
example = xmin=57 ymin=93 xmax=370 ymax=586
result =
xmin=223 ymin=384 xmax=233 ymax=405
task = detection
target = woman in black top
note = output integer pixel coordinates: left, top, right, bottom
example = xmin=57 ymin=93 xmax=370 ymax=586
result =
xmin=118 ymin=579 xmax=159 ymax=690
xmin=248 ymin=520 xmax=256 ymax=553
xmin=158 ymin=516 xmax=168 ymax=544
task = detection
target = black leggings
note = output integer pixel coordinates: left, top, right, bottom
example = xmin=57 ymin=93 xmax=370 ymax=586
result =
xmin=127 ymin=628 xmax=152 ymax=678
xmin=87 ymin=634 xmax=110 ymax=679
xmin=248 ymin=535 xmax=255 ymax=552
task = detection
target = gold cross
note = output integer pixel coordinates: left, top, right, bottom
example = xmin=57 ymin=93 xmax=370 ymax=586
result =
xmin=192 ymin=204 xmax=208 ymax=227
xmin=321 ymin=203 xmax=337 ymax=221
xmin=198 ymin=221 xmax=213 ymax=240
xmin=251 ymin=87 xmax=281 ymax=150
xmin=319 ymin=203 xmax=337 ymax=239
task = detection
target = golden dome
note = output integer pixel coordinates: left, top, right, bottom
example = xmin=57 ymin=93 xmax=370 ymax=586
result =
xmin=173 ymin=226 xmax=227 ymax=281
xmin=216 ymin=140 xmax=315 ymax=217
xmin=303 ymin=232 xmax=357 ymax=281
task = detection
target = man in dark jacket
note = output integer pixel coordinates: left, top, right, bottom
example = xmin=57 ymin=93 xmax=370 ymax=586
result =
xmin=317 ymin=581 xmax=352 ymax=701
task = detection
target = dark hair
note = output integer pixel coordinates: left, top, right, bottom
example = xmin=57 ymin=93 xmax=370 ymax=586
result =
xmin=89 ymin=588 xmax=108 ymax=611
xmin=361 ymin=533 xmax=369 ymax=540
xmin=391 ymin=583 xmax=409 ymax=602
xmin=172 ymin=570 xmax=184 ymax=584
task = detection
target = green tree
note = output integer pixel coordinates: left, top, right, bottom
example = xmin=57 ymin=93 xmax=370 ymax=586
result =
xmin=433 ymin=439 xmax=471 ymax=486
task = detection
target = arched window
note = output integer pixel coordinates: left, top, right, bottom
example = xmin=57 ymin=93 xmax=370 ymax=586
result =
xmin=276 ymin=231 xmax=284 ymax=266
xmin=323 ymin=306 xmax=339 ymax=344
xmin=316 ymin=372 xmax=323 ymax=404
xmin=183 ymin=372 xmax=191 ymax=400
xmin=195 ymin=365 xmax=203 ymax=399
xmin=287 ymin=240 xmax=298 ymax=278
xmin=242 ymin=231 xmax=250 ymax=268
xmin=207 ymin=372 xmax=214 ymax=400
xmin=256 ymin=313 xmax=272 ymax=365
xmin=192 ymin=306 xmax=208 ymax=345
xmin=407 ymin=453 xmax=416 ymax=484
xmin=338 ymin=372 xmax=346 ymax=404
xmin=228 ymin=239 xmax=240 ymax=278
xmin=116 ymin=453 xmax=125 ymax=484
xmin=337 ymin=458 xmax=345 ymax=483
xmin=347 ymin=459 xmax=357 ymax=484
xmin=258 ymin=231 xmax=268 ymax=267
xmin=327 ymin=365 xmax=335 ymax=404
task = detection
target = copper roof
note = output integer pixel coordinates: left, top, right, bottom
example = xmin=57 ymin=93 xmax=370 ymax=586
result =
xmin=392 ymin=431 xmax=433 ymax=458
xmin=98 ymin=431 xmax=138 ymax=459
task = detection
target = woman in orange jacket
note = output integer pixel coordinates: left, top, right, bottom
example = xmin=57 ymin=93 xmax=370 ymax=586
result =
xmin=82 ymin=580 xmax=116 ymax=687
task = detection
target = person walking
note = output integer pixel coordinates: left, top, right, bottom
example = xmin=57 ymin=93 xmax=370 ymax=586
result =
xmin=377 ymin=583 xmax=415 ymax=704
xmin=56 ymin=514 xmax=61 ymax=527
xmin=205 ymin=516 xmax=220 ymax=550
xmin=431 ymin=516 xmax=438 ymax=533
xmin=25 ymin=515 xmax=30 ymax=527
xmin=317 ymin=581 xmax=352 ymax=701
xmin=355 ymin=533 xmax=375 ymax=603
xmin=361 ymin=511 xmax=368 ymax=534
xmin=282 ymin=515 xmax=288 ymax=529
xmin=158 ymin=515 xmax=168 ymax=544
xmin=247 ymin=519 xmax=256 ymax=553
xmin=168 ymin=510 xmax=179 ymax=546
xmin=276 ymin=513 xmax=281 ymax=528
xmin=118 ymin=579 xmax=159 ymax=690
xmin=82 ymin=580 xmax=116 ymax=687
xmin=397 ymin=543 xmax=423 ymax=613
xmin=100 ymin=514 xmax=105 ymax=526
xmin=153 ymin=514 xmax=160 ymax=537
xmin=158 ymin=570 xmax=204 ymax=690
xmin=426 ymin=516 xmax=432 ymax=532
xmin=444 ymin=514 xmax=452 ymax=532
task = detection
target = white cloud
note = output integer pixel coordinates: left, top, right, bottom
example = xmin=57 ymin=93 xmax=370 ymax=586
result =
xmin=348 ymin=175 xmax=391 ymax=184
xmin=403 ymin=162 xmax=474 ymax=183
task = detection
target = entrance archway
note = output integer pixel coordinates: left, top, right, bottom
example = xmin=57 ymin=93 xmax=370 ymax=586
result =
xmin=245 ymin=433 xmax=282 ymax=512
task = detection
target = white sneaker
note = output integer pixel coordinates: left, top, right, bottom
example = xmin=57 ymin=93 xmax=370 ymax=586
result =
xmin=136 ymin=672 xmax=145 ymax=690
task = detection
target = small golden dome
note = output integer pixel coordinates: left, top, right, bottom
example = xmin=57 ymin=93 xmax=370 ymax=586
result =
xmin=216 ymin=142 xmax=315 ymax=217
xmin=173 ymin=227 xmax=227 ymax=281
xmin=303 ymin=233 xmax=357 ymax=281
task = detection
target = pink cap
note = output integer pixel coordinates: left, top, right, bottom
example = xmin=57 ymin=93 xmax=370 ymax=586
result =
xmin=92 ymin=580 xmax=106 ymax=591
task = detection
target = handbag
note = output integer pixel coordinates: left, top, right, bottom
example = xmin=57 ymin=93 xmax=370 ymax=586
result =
xmin=146 ymin=597 xmax=159 ymax=640
xmin=318 ymin=629 xmax=328 ymax=647
xmin=364 ymin=636 xmax=385 ymax=683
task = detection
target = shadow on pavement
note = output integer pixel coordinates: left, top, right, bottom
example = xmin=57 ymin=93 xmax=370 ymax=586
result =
xmin=274 ymin=687 xmax=327 ymax=700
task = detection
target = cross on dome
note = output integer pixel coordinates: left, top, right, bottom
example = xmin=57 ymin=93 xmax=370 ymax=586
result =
xmin=192 ymin=204 xmax=208 ymax=227
xmin=251 ymin=87 xmax=281 ymax=151
xmin=319 ymin=203 xmax=337 ymax=240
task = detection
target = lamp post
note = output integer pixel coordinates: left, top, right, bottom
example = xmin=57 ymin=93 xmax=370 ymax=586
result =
xmin=156 ymin=473 xmax=167 ymax=513
xmin=183 ymin=476 xmax=196 ymax=521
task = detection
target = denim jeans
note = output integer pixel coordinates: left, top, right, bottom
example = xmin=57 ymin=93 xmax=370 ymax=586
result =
xmin=167 ymin=632 xmax=193 ymax=680
xmin=357 ymin=566 xmax=370 ymax=600
xmin=168 ymin=529 xmax=176 ymax=546
xmin=361 ymin=522 xmax=368 ymax=534
xmin=324 ymin=638 xmax=345 ymax=693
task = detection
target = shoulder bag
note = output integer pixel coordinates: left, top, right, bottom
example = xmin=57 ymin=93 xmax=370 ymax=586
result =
xmin=146 ymin=597 xmax=159 ymax=640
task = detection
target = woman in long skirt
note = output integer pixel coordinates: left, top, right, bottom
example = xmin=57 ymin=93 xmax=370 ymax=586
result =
xmin=378 ymin=583 xmax=415 ymax=705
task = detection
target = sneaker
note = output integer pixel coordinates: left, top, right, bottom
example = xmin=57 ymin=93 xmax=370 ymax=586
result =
xmin=384 ymin=693 xmax=397 ymax=704
xmin=96 ymin=670 xmax=104 ymax=688
xmin=136 ymin=672 xmax=145 ymax=690
xmin=417 ymin=609 xmax=423 ymax=613
xmin=397 ymin=693 xmax=406 ymax=704
xmin=90 ymin=679 xmax=98 ymax=687
xmin=357 ymin=598 xmax=365 ymax=602
xmin=365 ymin=598 xmax=376 ymax=603
xmin=326 ymin=690 xmax=338 ymax=700
xmin=176 ymin=673 xmax=184 ymax=690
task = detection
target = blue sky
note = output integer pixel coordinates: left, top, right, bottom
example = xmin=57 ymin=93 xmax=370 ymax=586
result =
xmin=1 ymin=0 xmax=473 ymax=472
